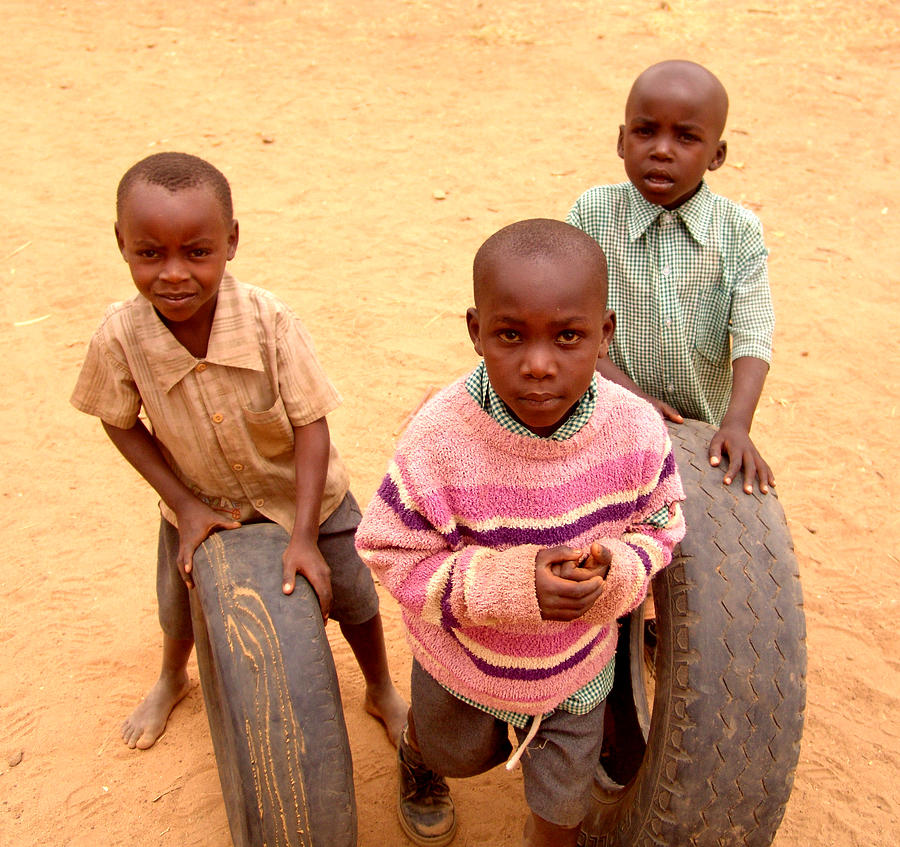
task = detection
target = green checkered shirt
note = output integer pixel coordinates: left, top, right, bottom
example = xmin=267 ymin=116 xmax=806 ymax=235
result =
xmin=464 ymin=359 xmax=597 ymax=441
xmin=567 ymin=181 xmax=774 ymax=426
xmin=444 ymin=361 xmax=614 ymax=727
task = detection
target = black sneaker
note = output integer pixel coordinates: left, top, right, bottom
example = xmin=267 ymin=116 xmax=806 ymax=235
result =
xmin=397 ymin=734 xmax=457 ymax=846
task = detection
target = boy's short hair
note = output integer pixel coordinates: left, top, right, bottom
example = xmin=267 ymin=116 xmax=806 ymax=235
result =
xmin=116 ymin=152 xmax=233 ymax=222
xmin=473 ymin=218 xmax=608 ymax=303
xmin=627 ymin=60 xmax=729 ymax=137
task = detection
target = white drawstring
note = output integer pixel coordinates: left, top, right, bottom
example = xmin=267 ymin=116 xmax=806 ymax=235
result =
xmin=505 ymin=713 xmax=543 ymax=770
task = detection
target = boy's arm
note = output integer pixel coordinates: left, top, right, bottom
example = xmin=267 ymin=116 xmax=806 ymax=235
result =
xmin=357 ymin=472 xmax=569 ymax=631
xmin=575 ymin=500 xmax=685 ymax=627
xmin=565 ymin=421 xmax=686 ymax=627
xmin=281 ymin=417 xmax=333 ymax=619
xmin=709 ymin=356 xmax=775 ymax=494
xmin=596 ymin=357 xmax=684 ymax=423
xmin=101 ymin=420 xmax=240 ymax=587
xmin=717 ymin=214 xmax=776 ymax=494
xmin=357 ymin=427 xmax=684 ymax=632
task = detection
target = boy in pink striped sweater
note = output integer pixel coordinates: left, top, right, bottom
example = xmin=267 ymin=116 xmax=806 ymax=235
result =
xmin=356 ymin=219 xmax=685 ymax=847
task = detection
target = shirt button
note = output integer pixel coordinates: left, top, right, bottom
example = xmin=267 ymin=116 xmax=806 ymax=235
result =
xmin=667 ymin=384 xmax=675 ymax=393
xmin=661 ymin=264 xmax=671 ymax=276
xmin=196 ymin=362 xmax=207 ymax=372
xmin=665 ymin=318 xmax=672 ymax=328
xmin=255 ymin=498 xmax=265 ymax=508
xmin=232 ymin=463 xmax=244 ymax=471
xmin=660 ymin=212 xmax=673 ymax=225
xmin=212 ymin=413 xmax=224 ymax=423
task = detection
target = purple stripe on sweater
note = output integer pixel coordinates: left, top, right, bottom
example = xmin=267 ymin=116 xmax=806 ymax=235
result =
xmin=422 ymin=451 xmax=655 ymax=518
xmin=452 ymin=628 xmax=605 ymax=681
xmin=440 ymin=564 xmax=461 ymax=630
xmin=452 ymin=448 xmax=677 ymax=547
xmin=627 ymin=541 xmax=653 ymax=575
xmin=661 ymin=447 xmax=676 ymax=480
xmin=460 ymin=495 xmax=655 ymax=547
xmin=376 ymin=474 xmax=462 ymax=545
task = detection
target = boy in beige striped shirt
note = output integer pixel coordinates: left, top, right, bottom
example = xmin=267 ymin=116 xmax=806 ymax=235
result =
xmin=72 ymin=152 xmax=406 ymax=751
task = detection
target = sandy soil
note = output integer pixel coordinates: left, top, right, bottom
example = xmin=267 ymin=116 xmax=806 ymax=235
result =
xmin=1 ymin=1 xmax=898 ymax=845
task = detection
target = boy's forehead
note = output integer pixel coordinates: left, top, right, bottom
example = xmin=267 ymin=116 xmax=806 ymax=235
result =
xmin=478 ymin=252 xmax=606 ymax=311
xmin=627 ymin=62 xmax=728 ymax=129
xmin=119 ymin=178 xmax=229 ymax=224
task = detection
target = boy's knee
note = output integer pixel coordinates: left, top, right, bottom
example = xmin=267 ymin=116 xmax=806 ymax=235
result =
xmin=418 ymin=726 xmax=510 ymax=778
xmin=410 ymin=660 xmax=512 ymax=777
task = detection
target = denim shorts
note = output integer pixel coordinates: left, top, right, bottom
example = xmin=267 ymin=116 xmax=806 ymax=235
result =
xmin=157 ymin=491 xmax=379 ymax=639
xmin=410 ymin=660 xmax=606 ymax=828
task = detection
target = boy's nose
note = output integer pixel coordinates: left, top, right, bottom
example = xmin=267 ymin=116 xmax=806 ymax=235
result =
xmin=159 ymin=257 xmax=189 ymax=282
xmin=522 ymin=345 xmax=556 ymax=378
xmin=650 ymin=135 xmax=674 ymax=159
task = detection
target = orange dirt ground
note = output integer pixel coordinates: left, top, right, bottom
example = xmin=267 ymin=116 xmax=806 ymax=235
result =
xmin=1 ymin=1 xmax=898 ymax=845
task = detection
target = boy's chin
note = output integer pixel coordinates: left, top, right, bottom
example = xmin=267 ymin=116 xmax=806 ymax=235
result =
xmin=512 ymin=406 xmax=573 ymax=438
xmin=636 ymin=180 xmax=699 ymax=209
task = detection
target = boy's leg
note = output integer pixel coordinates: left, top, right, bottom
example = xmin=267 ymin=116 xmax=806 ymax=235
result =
xmin=398 ymin=710 xmax=457 ymax=846
xmin=398 ymin=659 xmax=512 ymax=846
xmin=122 ymin=518 xmax=194 ymax=749
xmin=515 ymin=700 xmax=606 ymax=846
xmin=339 ymin=613 xmax=408 ymax=745
xmin=318 ymin=492 xmax=407 ymax=745
xmin=522 ymin=813 xmax=580 ymax=847
xmin=121 ymin=634 xmax=193 ymax=749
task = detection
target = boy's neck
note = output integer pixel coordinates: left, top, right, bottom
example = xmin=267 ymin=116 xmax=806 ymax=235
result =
xmin=158 ymin=297 xmax=217 ymax=359
xmin=660 ymin=181 xmax=703 ymax=211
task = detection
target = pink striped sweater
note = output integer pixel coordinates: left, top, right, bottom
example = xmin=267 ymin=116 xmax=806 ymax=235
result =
xmin=356 ymin=376 xmax=685 ymax=715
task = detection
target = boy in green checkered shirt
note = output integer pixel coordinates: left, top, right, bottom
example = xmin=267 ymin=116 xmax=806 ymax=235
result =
xmin=568 ymin=60 xmax=775 ymax=495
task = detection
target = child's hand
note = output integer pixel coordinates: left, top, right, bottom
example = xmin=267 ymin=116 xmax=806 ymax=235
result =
xmin=282 ymin=537 xmax=333 ymax=622
xmin=175 ymin=500 xmax=242 ymax=588
xmin=709 ymin=424 xmax=775 ymax=495
xmin=647 ymin=396 xmax=684 ymax=424
xmin=581 ymin=542 xmax=612 ymax=578
xmin=535 ymin=545 xmax=606 ymax=621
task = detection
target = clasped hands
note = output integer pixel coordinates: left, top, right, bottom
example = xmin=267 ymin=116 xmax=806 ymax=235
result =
xmin=535 ymin=542 xmax=611 ymax=621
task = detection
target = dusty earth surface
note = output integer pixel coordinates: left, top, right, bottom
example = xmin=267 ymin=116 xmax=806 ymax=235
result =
xmin=1 ymin=1 xmax=898 ymax=845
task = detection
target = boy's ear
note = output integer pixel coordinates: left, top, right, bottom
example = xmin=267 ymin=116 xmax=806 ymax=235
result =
xmin=466 ymin=307 xmax=484 ymax=356
xmin=114 ymin=222 xmax=126 ymax=258
xmin=227 ymin=219 xmax=240 ymax=260
xmin=598 ymin=309 xmax=616 ymax=359
xmin=708 ymin=139 xmax=727 ymax=172
xmin=617 ymin=125 xmax=626 ymax=159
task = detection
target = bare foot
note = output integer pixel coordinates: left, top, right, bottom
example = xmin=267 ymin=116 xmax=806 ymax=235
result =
xmin=364 ymin=683 xmax=408 ymax=747
xmin=121 ymin=672 xmax=191 ymax=750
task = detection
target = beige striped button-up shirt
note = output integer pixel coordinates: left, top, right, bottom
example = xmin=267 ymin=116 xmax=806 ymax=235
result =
xmin=71 ymin=273 xmax=349 ymax=531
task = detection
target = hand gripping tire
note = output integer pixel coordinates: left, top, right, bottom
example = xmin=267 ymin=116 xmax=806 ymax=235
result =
xmin=188 ymin=522 xmax=357 ymax=847
xmin=579 ymin=419 xmax=807 ymax=847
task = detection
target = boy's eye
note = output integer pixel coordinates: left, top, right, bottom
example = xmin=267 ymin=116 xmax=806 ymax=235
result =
xmin=497 ymin=329 xmax=521 ymax=343
xmin=557 ymin=330 xmax=581 ymax=344
xmin=634 ymin=126 xmax=654 ymax=137
xmin=136 ymin=249 xmax=159 ymax=259
xmin=680 ymin=133 xmax=699 ymax=143
xmin=189 ymin=248 xmax=212 ymax=258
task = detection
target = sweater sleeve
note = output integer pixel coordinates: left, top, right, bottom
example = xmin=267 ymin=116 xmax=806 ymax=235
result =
xmin=356 ymin=459 xmax=547 ymax=630
xmin=578 ymin=427 xmax=686 ymax=626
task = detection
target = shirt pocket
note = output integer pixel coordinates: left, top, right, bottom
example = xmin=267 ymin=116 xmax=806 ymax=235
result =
xmin=693 ymin=284 xmax=733 ymax=364
xmin=242 ymin=396 xmax=294 ymax=459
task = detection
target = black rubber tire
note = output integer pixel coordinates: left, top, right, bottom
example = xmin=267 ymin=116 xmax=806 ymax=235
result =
xmin=580 ymin=418 xmax=807 ymax=847
xmin=188 ymin=522 xmax=357 ymax=847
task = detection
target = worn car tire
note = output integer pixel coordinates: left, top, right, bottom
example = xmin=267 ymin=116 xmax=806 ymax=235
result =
xmin=580 ymin=418 xmax=807 ymax=847
xmin=189 ymin=522 xmax=357 ymax=847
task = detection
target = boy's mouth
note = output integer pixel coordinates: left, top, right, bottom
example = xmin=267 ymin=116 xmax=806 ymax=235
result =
xmin=156 ymin=291 xmax=195 ymax=303
xmin=520 ymin=393 xmax=560 ymax=407
xmin=644 ymin=169 xmax=675 ymax=186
